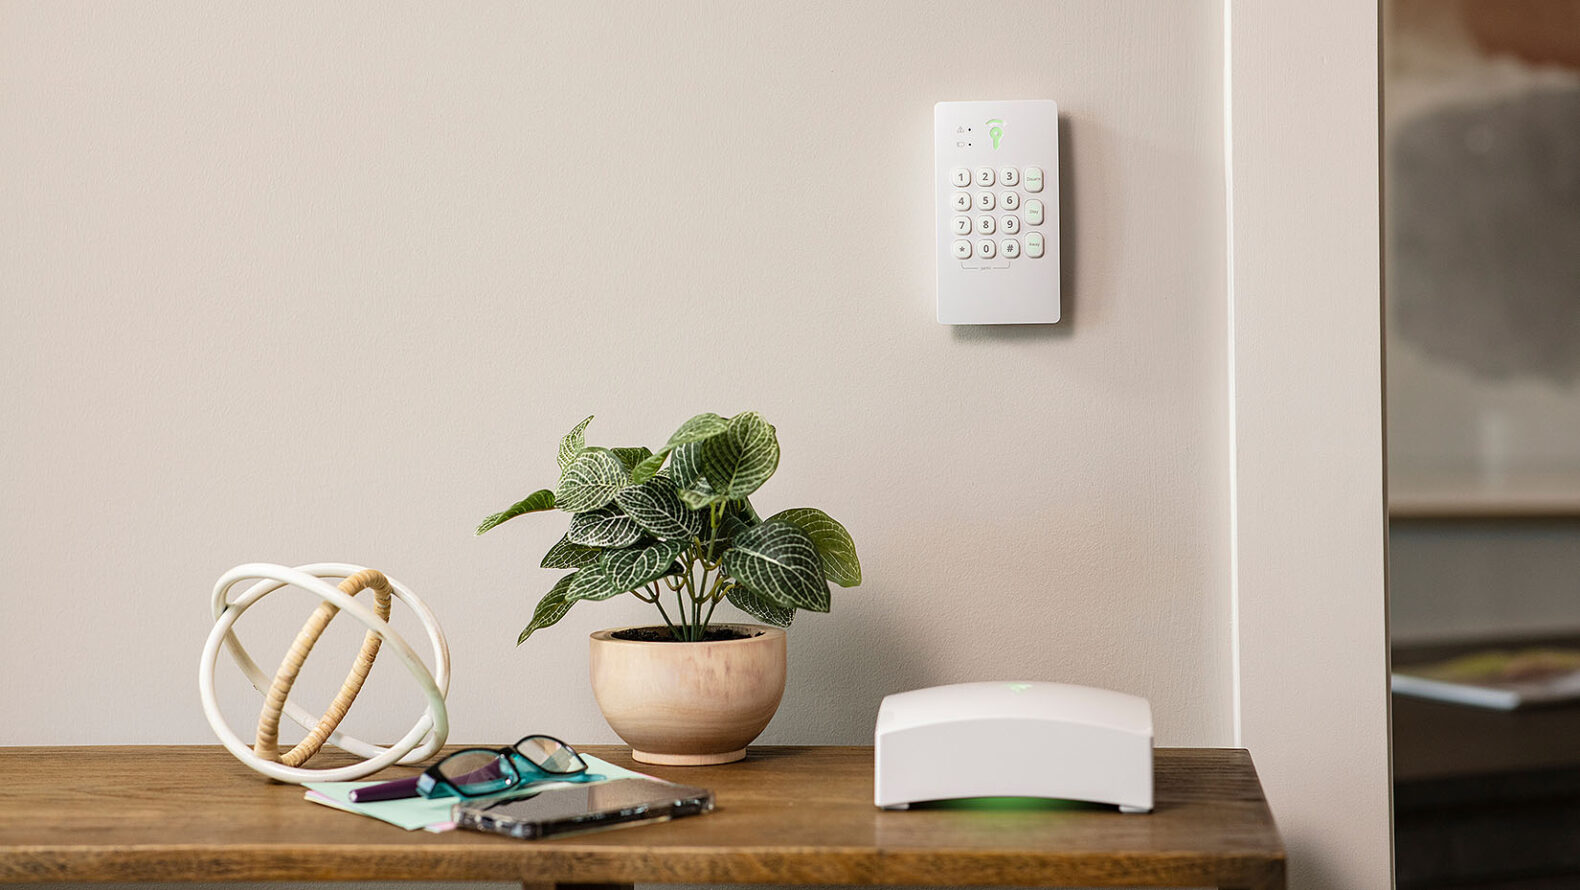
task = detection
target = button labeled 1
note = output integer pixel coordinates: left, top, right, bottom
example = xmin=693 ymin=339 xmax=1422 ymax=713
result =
xmin=951 ymin=168 xmax=971 ymax=188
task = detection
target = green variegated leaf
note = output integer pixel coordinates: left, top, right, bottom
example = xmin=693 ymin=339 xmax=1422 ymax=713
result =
xmin=541 ymin=534 xmax=601 ymax=569
xmin=518 ymin=574 xmax=576 ymax=644
xmin=706 ymin=509 xmax=752 ymax=559
xmin=555 ymin=447 xmax=628 ymax=512
xmin=566 ymin=506 xmax=644 ymax=547
xmin=601 ymin=539 xmax=687 ymax=592
xmin=476 ymin=489 xmax=556 ymax=535
xmin=722 ymin=519 xmax=830 ymax=612
xmin=699 ymin=411 xmax=780 ymax=499
xmin=611 ymin=447 xmax=653 ymax=475
xmin=566 ymin=561 xmax=625 ymax=602
xmin=671 ymin=441 xmax=723 ymax=509
xmin=727 ymin=586 xmax=795 ymax=627
xmin=614 ymin=475 xmax=704 ymax=540
xmin=768 ymin=507 xmax=861 ymax=587
xmin=558 ymin=415 xmax=593 ymax=472
xmin=631 ymin=412 xmax=730 ymax=483
xmin=630 ymin=452 xmax=668 ymax=484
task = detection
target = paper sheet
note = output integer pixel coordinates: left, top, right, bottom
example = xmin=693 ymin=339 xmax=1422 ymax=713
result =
xmin=303 ymin=755 xmax=651 ymax=831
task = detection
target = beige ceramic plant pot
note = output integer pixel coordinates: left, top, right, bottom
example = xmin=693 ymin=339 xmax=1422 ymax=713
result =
xmin=588 ymin=624 xmax=786 ymax=765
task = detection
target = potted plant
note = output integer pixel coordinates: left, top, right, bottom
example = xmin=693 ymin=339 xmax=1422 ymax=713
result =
xmin=478 ymin=411 xmax=861 ymax=764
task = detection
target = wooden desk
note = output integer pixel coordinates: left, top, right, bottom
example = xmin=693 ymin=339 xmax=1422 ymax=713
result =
xmin=0 ymin=746 xmax=1284 ymax=890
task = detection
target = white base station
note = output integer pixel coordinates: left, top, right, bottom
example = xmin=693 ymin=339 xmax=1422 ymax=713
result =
xmin=874 ymin=681 xmax=1153 ymax=813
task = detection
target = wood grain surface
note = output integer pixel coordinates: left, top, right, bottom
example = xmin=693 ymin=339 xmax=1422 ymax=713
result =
xmin=0 ymin=746 xmax=1283 ymax=889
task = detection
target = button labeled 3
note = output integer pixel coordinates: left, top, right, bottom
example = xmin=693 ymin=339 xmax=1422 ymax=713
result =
xmin=999 ymin=167 xmax=1020 ymax=187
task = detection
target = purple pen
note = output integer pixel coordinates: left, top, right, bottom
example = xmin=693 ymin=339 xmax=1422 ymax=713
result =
xmin=348 ymin=774 xmax=422 ymax=803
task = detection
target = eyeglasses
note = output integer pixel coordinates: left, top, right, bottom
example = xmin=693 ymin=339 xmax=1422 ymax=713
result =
xmin=347 ymin=735 xmax=589 ymax=803
xmin=416 ymin=735 xmax=589 ymax=799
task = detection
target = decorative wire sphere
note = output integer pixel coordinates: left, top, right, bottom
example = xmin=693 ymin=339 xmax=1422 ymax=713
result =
xmin=199 ymin=563 xmax=450 ymax=783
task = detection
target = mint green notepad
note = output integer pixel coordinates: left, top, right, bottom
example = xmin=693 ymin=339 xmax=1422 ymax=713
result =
xmin=303 ymin=755 xmax=650 ymax=831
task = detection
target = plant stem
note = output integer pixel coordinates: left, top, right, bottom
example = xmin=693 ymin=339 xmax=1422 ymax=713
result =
xmin=651 ymin=589 xmax=681 ymax=640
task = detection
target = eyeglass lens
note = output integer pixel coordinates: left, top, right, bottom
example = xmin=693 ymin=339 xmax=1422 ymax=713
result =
xmin=515 ymin=736 xmax=585 ymax=774
xmin=436 ymin=749 xmax=518 ymax=796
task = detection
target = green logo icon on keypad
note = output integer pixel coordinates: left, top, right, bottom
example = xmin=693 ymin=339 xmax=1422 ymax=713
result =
xmin=987 ymin=118 xmax=1004 ymax=150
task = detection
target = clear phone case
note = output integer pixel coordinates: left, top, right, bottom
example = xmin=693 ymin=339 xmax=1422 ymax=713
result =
xmin=452 ymin=777 xmax=714 ymax=840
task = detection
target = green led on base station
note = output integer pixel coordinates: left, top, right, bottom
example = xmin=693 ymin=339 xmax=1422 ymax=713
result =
xmin=918 ymin=796 xmax=1103 ymax=812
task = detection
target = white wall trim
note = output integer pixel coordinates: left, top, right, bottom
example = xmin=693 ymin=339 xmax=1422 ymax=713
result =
xmin=1226 ymin=1 xmax=1393 ymax=887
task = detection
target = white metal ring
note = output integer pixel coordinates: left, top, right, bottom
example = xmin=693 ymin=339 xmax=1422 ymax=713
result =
xmin=199 ymin=563 xmax=450 ymax=783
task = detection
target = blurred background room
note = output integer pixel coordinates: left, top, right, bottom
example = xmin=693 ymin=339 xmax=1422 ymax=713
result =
xmin=1386 ymin=1 xmax=1580 ymax=886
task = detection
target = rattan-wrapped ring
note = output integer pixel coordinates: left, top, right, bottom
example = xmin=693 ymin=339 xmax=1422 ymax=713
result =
xmin=199 ymin=563 xmax=450 ymax=784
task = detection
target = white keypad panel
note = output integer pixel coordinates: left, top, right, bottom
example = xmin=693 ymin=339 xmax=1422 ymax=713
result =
xmin=935 ymin=98 xmax=1059 ymax=324
xmin=941 ymin=164 xmax=1047 ymax=265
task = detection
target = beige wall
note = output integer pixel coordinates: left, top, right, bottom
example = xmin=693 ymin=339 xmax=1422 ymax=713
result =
xmin=1227 ymin=1 xmax=1392 ymax=887
xmin=0 ymin=0 xmax=1231 ymax=747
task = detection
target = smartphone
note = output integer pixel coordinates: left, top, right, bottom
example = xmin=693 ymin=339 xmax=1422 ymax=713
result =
xmin=452 ymin=778 xmax=714 ymax=840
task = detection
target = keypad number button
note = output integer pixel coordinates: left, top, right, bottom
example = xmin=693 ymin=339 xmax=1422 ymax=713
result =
xmin=1001 ymin=215 xmax=1020 ymax=235
xmin=1000 ymin=191 xmax=1020 ymax=211
xmin=975 ymin=167 xmax=996 ymax=187
xmin=951 ymin=193 xmax=972 ymax=212
xmin=975 ymin=191 xmax=995 ymax=211
xmin=1025 ymin=199 xmax=1044 ymax=226
xmin=999 ymin=167 xmax=1020 ymax=187
xmin=952 ymin=216 xmax=972 ymax=236
xmin=952 ymin=239 xmax=973 ymax=260
xmin=1024 ymin=232 xmax=1045 ymax=258
xmin=1023 ymin=166 xmax=1045 ymax=193
xmin=1001 ymin=239 xmax=1021 ymax=259
xmin=976 ymin=239 xmax=996 ymax=259
xmin=975 ymin=216 xmax=995 ymax=236
xmin=951 ymin=167 xmax=972 ymax=188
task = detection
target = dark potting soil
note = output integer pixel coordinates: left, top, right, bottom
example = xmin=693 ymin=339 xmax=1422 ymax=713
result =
xmin=610 ymin=627 xmax=763 ymax=643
